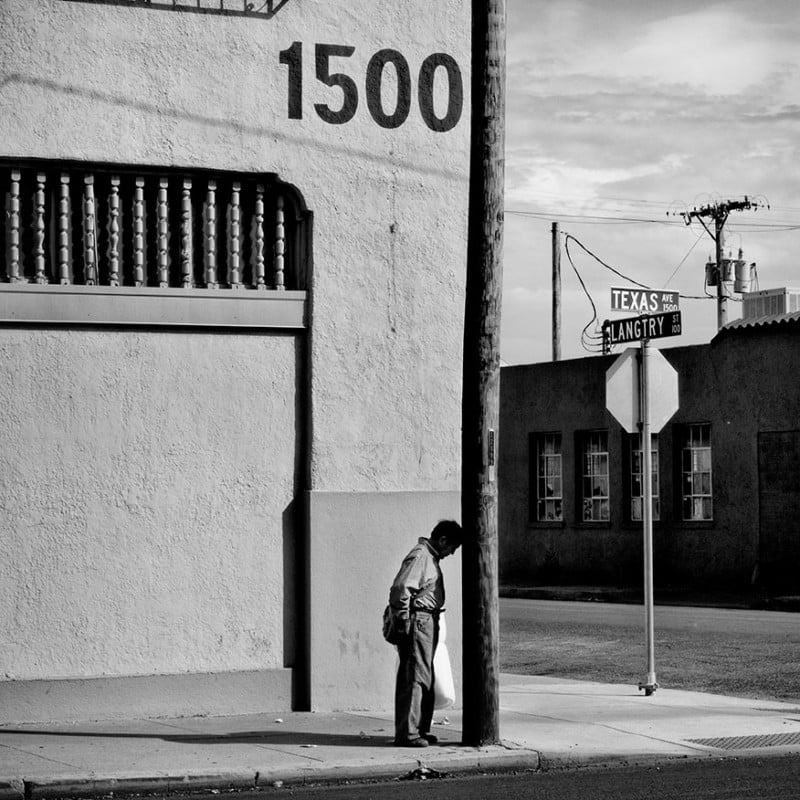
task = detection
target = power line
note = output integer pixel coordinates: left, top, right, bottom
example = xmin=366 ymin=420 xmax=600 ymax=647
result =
xmin=506 ymin=209 xmax=683 ymax=226
xmin=563 ymin=235 xmax=605 ymax=353
xmin=563 ymin=233 xmax=714 ymax=301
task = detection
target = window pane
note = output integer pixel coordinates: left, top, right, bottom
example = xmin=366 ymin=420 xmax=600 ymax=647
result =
xmin=682 ymin=424 xmax=712 ymax=520
xmin=535 ymin=433 xmax=563 ymax=521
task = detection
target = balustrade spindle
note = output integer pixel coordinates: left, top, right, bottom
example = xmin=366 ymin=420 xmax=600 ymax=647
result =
xmin=228 ymin=181 xmax=242 ymax=288
xmin=205 ymin=180 xmax=218 ymax=288
xmin=33 ymin=173 xmax=48 ymax=284
xmin=58 ymin=174 xmax=71 ymax=284
xmin=133 ymin=178 xmax=145 ymax=287
xmin=2 ymin=163 xmax=302 ymax=293
xmin=180 ymin=178 xmax=193 ymax=287
xmin=83 ymin=176 xmax=98 ymax=285
xmin=108 ymin=177 xmax=121 ymax=286
xmin=254 ymin=183 xmax=266 ymax=290
xmin=7 ymin=170 xmax=21 ymax=282
xmin=273 ymin=194 xmax=285 ymax=290
xmin=157 ymin=178 xmax=169 ymax=287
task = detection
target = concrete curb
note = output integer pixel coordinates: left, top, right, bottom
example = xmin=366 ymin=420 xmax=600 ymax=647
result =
xmin=26 ymin=772 xmax=259 ymax=800
xmin=9 ymin=748 xmax=545 ymax=798
xmin=8 ymin=748 xmax=800 ymax=797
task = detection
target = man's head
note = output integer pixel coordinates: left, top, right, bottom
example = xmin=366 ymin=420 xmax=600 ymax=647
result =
xmin=429 ymin=520 xmax=463 ymax=559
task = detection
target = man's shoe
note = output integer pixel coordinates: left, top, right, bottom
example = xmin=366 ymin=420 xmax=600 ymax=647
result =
xmin=395 ymin=737 xmax=429 ymax=748
xmin=421 ymin=733 xmax=438 ymax=744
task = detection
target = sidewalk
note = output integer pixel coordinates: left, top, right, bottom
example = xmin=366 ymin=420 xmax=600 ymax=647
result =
xmin=3 ymin=674 xmax=800 ymax=798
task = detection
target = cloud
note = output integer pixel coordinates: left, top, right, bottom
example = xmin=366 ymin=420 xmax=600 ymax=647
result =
xmin=501 ymin=0 xmax=800 ymax=365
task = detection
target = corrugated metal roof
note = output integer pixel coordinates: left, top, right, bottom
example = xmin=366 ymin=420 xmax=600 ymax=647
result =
xmin=717 ymin=309 xmax=800 ymax=333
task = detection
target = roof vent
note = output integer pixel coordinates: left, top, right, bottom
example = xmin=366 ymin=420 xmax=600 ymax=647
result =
xmin=741 ymin=288 xmax=800 ymax=319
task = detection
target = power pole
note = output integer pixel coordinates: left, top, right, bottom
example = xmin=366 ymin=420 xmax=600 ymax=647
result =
xmin=680 ymin=198 xmax=762 ymax=329
xmin=461 ymin=0 xmax=506 ymax=747
xmin=552 ymin=221 xmax=561 ymax=361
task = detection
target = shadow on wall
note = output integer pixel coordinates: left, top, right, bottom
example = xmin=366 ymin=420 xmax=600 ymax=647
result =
xmin=59 ymin=0 xmax=293 ymax=20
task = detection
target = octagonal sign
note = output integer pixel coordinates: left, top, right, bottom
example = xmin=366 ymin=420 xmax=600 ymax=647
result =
xmin=605 ymin=347 xmax=679 ymax=433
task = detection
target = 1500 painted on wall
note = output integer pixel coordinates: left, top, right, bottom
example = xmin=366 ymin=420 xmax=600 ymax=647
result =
xmin=279 ymin=42 xmax=464 ymax=131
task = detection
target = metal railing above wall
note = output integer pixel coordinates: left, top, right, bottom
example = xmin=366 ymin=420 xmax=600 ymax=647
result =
xmin=2 ymin=160 xmax=305 ymax=293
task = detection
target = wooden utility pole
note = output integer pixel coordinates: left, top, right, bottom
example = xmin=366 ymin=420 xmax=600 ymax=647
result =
xmin=714 ymin=214 xmax=728 ymax=329
xmin=680 ymin=198 xmax=761 ymax=329
xmin=552 ymin=221 xmax=561 ymax=361
xmin=461 ymin=0 xmax=506 ymax=747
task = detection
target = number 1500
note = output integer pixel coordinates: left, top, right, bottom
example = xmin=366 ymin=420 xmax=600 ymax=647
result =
xmin=279 ymin=42 xmax=464 ymax=132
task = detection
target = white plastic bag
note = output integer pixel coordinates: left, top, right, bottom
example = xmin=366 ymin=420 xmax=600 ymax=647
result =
xmin=433 ymin=613 xmax=456 ymax=709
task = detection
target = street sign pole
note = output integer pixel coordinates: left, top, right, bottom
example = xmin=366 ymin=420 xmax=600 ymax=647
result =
xmin=606 ymin=288 xmax=681 ymax=696
xmin=638 ymin=338 xmax=658 ymax=696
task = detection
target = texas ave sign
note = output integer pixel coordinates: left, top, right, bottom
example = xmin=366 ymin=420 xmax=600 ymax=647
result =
xmin=610 ymin=287 xmax=680 ymax=314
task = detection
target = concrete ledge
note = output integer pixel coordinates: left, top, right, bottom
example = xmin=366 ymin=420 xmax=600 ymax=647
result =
xmin=0 ymin=669 xmax=293 ymax=725
xmin=0 ymin=285 xmax=306 ymax=329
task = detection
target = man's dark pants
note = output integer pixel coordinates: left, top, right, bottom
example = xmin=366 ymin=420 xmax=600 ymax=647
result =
xmin=395 ymin=610 xmax=439 ymax=742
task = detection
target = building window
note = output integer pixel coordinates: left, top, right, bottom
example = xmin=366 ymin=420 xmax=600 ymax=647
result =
xmin=630 ymin=433 xmax=660 ymax=521
xmin=681 ymin=424 xmax=712 ymax=521
xmin=533 ymin=433 xmax=563 ymax=521
xmin=581 ymin=431 xmax=609 ymax=522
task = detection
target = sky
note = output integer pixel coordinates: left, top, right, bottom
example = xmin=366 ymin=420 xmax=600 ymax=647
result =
xmin=501 ymin=0 xmax=800 ymax=365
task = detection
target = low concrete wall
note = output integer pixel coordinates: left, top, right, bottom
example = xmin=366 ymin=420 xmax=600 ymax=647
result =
xmin=0 ymin=669 xmax=292 ymax=725
xmin=307 ymin=491 xmax=461 ymax=712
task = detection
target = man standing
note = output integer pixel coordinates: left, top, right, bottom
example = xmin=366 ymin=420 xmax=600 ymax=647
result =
xmin=388 ymin=520 xmax=463 ymax=747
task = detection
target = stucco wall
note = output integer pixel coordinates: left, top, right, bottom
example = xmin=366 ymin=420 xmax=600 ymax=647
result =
xmin=1 ymin=0 xmax=470 ymax=715
xmin=0 ymin=329 xmax=299 ymax=683
xmin=0 ymin=0 xmax=469 ymax=493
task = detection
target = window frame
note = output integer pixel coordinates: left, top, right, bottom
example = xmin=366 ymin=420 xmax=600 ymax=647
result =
xmin=531 ymin=432 xmax=564 ymax=523
xmin=680 ymin=423 xmax=713 ymax=522
xmin=579 ymin=430 xmax=610 ymax=523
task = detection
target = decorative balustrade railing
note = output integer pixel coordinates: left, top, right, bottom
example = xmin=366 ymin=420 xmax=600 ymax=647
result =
xmin=2 ymin=161 xmax=304 ymax=292
xmin=59 ymin=0 xmax=291 ymax=21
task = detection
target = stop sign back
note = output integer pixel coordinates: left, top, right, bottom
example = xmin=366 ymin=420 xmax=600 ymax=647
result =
xmin=605 ymin=347 xmax=679 ymax=433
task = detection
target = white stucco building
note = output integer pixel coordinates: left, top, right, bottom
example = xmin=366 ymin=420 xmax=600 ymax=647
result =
xmin=0 ymin=0 xmax=469 ymax=722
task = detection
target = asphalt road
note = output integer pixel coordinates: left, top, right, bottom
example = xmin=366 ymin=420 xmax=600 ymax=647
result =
xmin=499 ymin=596 xmax=800 ymax=701
xmin=500 ymin=597 xmax=800 ymax=636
